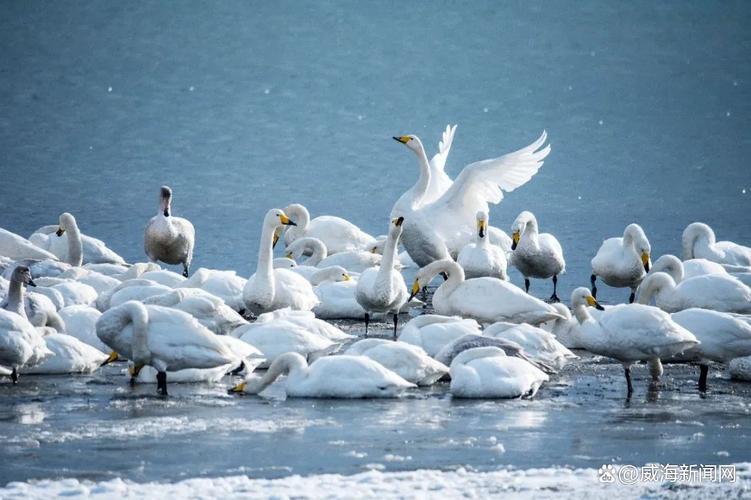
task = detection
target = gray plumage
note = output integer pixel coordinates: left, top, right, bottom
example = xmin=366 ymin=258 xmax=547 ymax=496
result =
xmin=434 ymin=333 xmax=556 ymax=374
xmin=144 ymin=186 xmax=195 ymax=277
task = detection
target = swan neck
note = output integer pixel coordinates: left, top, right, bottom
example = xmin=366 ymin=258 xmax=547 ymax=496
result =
xmin=411 ymin=144 xmax=432 ymax=206
xmin=573 ymin=303 xmax=593 ymax=324
xmin=428 ymin=260 xmax=464 ymax=295
xmin=377 ymin=229 xmax=400 ymax=280
xmin=66 ymin=221 xmax=83 ymax=267
xmin=255 ymin=222 xmax=275 ymax=288
xmin=4 ymin=279 xmax=26 ymax=318
xmin=306 ymin=239 xmax=326 ymax=266
xmin=247 ymin=353 xmax=307 ymax=393
xmin=123 ymin=302 xmax=150 ymax=364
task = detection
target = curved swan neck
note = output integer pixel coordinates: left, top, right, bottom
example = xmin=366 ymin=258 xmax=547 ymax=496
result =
xmin=64 ymin=217 xmax=83 ymax=267
xmin=572 ymin=303 xmax=593 ymax=324
xmin=422 ymin=260 xmax=464 ymax=294
xmin=302 ymin=238 xmax=327 ymax=265
xmin=411 ymin=139 xmax=432 ymax=207
xmin=247 ymin=352 xmax=307 ymax=393
xmin=3 ymin=279 xmax=26 ymax=318
xmin=636 ymin=272 xmax=673 ymax=305
xmin=122 ymin=302 xmax=150 ymax=364
xmin=376 ymin=227 xmax=401 ymax=283
xmin=682 ymin=223 xmax=715 ymax=260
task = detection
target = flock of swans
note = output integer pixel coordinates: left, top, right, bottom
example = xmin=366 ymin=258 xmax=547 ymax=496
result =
xmin=2 ymin=125 xmax=751 ymax=400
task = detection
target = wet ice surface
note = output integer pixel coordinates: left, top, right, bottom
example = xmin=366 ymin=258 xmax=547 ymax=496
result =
xmin=1 ymin=319 xmax=750 ymax=486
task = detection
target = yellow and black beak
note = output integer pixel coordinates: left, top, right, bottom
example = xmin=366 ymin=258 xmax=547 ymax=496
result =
xmin=393 ymin=136 xmax=411 ymax=144
xmin=56 ymin=227 xmax=65 ymax=237
xmin=280 ymin=214 xmax=297 ymax=226
xmin=511 ymin=231 xmax=520 ymax=250
xmin=228 ymin=381 xmax=246 ymax=394
xmin=128 ymin=363 xmax=144 ymax=378
xmin=392 ymin=216 xmax=404 ymax=227
xmin=407 ymin=279 xmax=420 ymax=302
xmin=641 ymin=252 xmax=651 ymax=272
xmin=477 ymin=219 xmax=488 ymax=238
xmin=285 ymin=251 xmax=294 ymax=259
xmin=100 ymin=351 xmax=119 ymax=367
xmin=586 ymin=295 xmax=605 ymax=310
xmin=343 ymin=273 xmax=352 ymax=281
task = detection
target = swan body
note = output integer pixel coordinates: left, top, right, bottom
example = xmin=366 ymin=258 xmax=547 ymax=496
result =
xmin=248 ymin=307 xmax=352 ymax=342
xmin=138 ymin=270 xmax=186 ymax=288
xmin=144 ymin=186 xmax=195 ymax=277
xmin=319 ymin=251 xmax=384 ymax=274
xmin=30 ymin=217 xmax=125 ymax=265
xmin=0 ymin=309 xmax=52 ymax=378
xmin=590 ymin=223 xmax=651 ymax=301
xmin=457 ymin=211 xmax=508 ymax=280
xmin=82 ymin=263 xmax=130 ymax=277
xmin=283 ymin=204 xmax=376 ymax=254
xmin=178 ymin=268 xmax=247 ymax=312
xmin=116 ymin=262 xmax=162 ymax=281
xmin=682 ymin=222 xmax=751 ymax=266
xmin=345 ymin=338 xmax=448 ymax=385
xmin=510 ymin=211 xmax=565 ymax=301
xmin=670 ymin=308 xmax=751 ymax=363
xmin=21 ymin=332 xmax=106 ymax=374
xmin=58 ymin=268 xmax=120 ymax=296
xmin=411 ymin=260 xmax=562 ymax=325
xmin=144 ymin=288 xmax=247 ymax=335
xmin=570 ymin=287 xmax=698 ymax=394
xmin=539 ymin=303 xmax=585 ymax=349
xmin=637 ymin=271 xmax=751 ymax=313
xmin=398 ymin=315 xmax=482 ymax=357
xmin=243 ymin=209 xmax=318 ymax=315
xmin=58 ymin=305 xmax=108 ymax=352
xmin=314 ymin=279 xmax=365 ymax=319
xmin=36 ymin=280 xmax=98 ymax=308
xmin=0 ymin=228 xmax=58 ymax=261
xmin=392 ymin=131 xmax=550 ymax=268
xmin=2 ymin=259 xmax=70 ymax=280
xmin=231 ymin=352 xmax=414 ymax=398
xmin=449 ymin=347 xmax=549 ymax=399
xmin=483 ymin=322 xmax=577 ymax=372
xmin=99 ymin=279 xmax=172 ymax=311
xmin=652 ymin=254 xmax=751 ymax=288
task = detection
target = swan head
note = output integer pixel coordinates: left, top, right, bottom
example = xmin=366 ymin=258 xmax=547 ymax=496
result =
xmin=160 ymin=185 xmax=172 ymax=217
xmin=265 ymin=208 xmax=297 ymax=230
xmin=369 ymin=235 xmax=388 ymax=254
xmin=475 ymin=211 xmax=489 ymax=239
xmin=649 ymin=254 xmax=683 ymax=283
xmin=392 ymin=134 xmax=424 ymax=154
xmin=682 ymin=222 xmax=714 ymax=260
xmin=570 ymin=287 xmax=604 ymax=310
xmin=388 ymin=216 xmax=405 ymax=237
xmin=56 ymin=212 xmax=77 ymax=237
xmin=310 ymin=265 xmax=351 ymax=286
xmin=510 ymin=211 xmax=536 ymax=249
xmin=10 ymin=265 xmax=36 ymax=287
xmin=624 ymin=223 xmax=651 ymax=272
xmin=635 ymin=271 xmax=673 ymax=305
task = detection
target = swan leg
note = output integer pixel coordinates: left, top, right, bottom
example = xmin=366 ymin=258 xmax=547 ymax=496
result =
xmin=182 ymin=262 xmax=190 ymax=278
xmin=628 ymin=289 xmax=636 ymax=304
xmin=156 ymin=371 xmax=168 ymax=396
xmin=524 ymin=278 xmax=530 ymax=294
xmin=10 ymin=368 xmax=18 ymax=384
xmin=549 ymin=275 xmax=560 ymax=303
xmin=392 ymin=313 xmax=398 ymax=340
xmin=624 ymin=366 xmax=634 ymax=396
xmin=364 ymin=313 xmax=370 ymax=337
xmin=590 ymin=274 xmax=597 ymax=299
xmin=698 ymin=364 xmax=709 ymax=392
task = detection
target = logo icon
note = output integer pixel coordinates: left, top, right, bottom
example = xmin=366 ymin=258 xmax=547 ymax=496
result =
xmin=598 ymin=464 xmax=616 ymax=483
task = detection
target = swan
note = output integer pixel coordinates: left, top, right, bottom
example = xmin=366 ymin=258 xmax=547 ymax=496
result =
xmin=177 ymin=267 xmax=247 ymax=312
xmin=319 ymin=249 xmax=384 ymax=274
xmin=229 ymin=352 xmax=415 ymax=398
xmin=30 ymin=217 xmax=126 ymax=266
xmin=409 ymin=259 xmax=562 ymax=325
xmin=231 ymin=321 xmax=338 ymax=368
xmin=539 ymin=303 xmax=585 ymax=349
xmin=247 ymin=307 xmax=353 ymax=342
xmin=115 ymin=262 xmax=162 ymax=281
xmin=590 ymin=223 xmax=651 ymax=303
xmin=41 ymin=213 xmax=84 ymax=266
xmin=510 ymin=211 xmax=565 ymax=302
xmin=570 ymin=287 xmax=698 ymax=395
xmin=285 ymin=237 xmax=327 ymax=266
xmin=449 ymin=347 xmax=549 ymax=399
xmin=457 ymin=211 xmax=508 ymax=280
xmin=391 ymin=124 xmax=456 ymax=218
xmin=138 ymin=270 xmax=186 ymax=288
xmin=82 ymin=263 xmax=130 ymax=277
xmin=651 ymin=254 xmax=751 ymax=288
xmin=282 ymin=203 xmax=376 ymax=254
xmin=0 ymin=308 xmax=52 ymax=382
xmin=243 ymin=208 xmax=318 ymax=315
xmin=392 ymin=131 xmax=550 ymax=268
xmin=144 ymin=288 xmax=247 ymax=335
xmin=288 ymin=236 xmax=387 ymax=274
xmin=682 ymin=222 xmax=751 ymax=266
xmin=97 ymin=279 xmax=172 ymax=311
xmin=345 ymin=338 xmax=448 ymax=386
xmin=313 ymin=268 xmax=365 ymax=319
xmin=58 ymin=305 xmax=108 ymax=352
xmin=729 ymin=356 xmax=751 ymax=382
xmin=1 ymin=271 xmax=66 ymax=331
xmin=670 ymin=308 xmax=751 ymax=391
xmin=96 ymin=301 xmax=238 ymax=395
xmin=355 ymin=217 xmax=408 ymax=336
xmin=398 ymin=315 xmax=482 ymax=357
xmin=144 ymin=186 xmax=195 ymax=277
xmin=58 ymin=267 xmax=121 ymax=296
xmin=21 ymin=332 xmax=107 ymax=374
xmin=34 ymin=278 xmax=98 ymax=307
xmin=483 ymin=322 xmax=577 ymax=372
xmin=0 ymin=227 xmax=58 ymax=261
xmin=637 ymin=271 xmax=751 ymax=313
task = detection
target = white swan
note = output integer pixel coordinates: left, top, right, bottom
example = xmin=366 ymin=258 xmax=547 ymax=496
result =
xmin=282 ymin=203 xmax=376 ymax=254
xmin=58 ymin=267 xmax=121 ymax=296
xmin=539 ymin=303 xmax=585 ymax=349
xmin=82 ymin=262 xmax=130 ymax=277
xmin=30 ymin=215 xmax=125 ymax=265
xmin=510 ymin=211 xmax=565 ymax=302
xmin=144 ymin=186 xmax=195 ymax=277
xmin=483 ymin=322 xmax=577 ymax=372
xmin=97 ymin=279 xmax=172 ymax=311
xmin=38 ymin=213 xmax=84 ymax=266
xmin=312 ymin=268 xmax=365 ymax=319
xmin=230 ymin=352 xmax=415 ymax=398
xmin=96 ymin=301 xmax=238 ymax=395
xmin=570 ymin=287 xmax=698 ymax=395
xmin=0 ymin=309 xmax=52 ymax=382
xmin=243 ymin=208 xmax=318 ymax=315
xmin=682 ymin=222 xmax=751 ymax=266
xmin=355 ymin=217 xmax=408 ymax=336
xmin=670 ymin=308 xmax=751 ymax=391
xmin=410 ymin=259 xmax=562 ymax=325
xmin=34 ymin=278 xmax=98 ymax=308
xmin=144 ymin=288 xmax=247 ymax=336
xmin=651 ymin=254 xmax=751 ymax=288
xmin=434 ymin=333 xmax=547 ymax=373
xmin=0 ymin=227 xmax=58 ymax=261
xmin=729 ymin=356 xmax=751 ymax=382
xmin=1 ymin=270 xmax=66 ymax=331
xmin=319 ymin=249 xmax=384 ymax=274
xmin=449 ymin=347 xmax=549 ymax=399
xmin=392 ymin=131 xmax=550 ymax=268
xmin=58 ymin=305 xmax=108 ymax=352
xmin=637 ymin=271 xmax=751 ymax=313
xmin=457 ymin=211 xmax=508 ymax=280
xmin=590 ymin=223 xmax=651 ymax=303
xmin=288 ymin=236 xmax=391 ymax=274
xmin=397 ymin=314 xmax=482 ymax=357
xmin=138 ymin=269 xmax=186 ymax=288
xmin=177 ymin=267 xmax=247 ymax=312
xmin=245 ymin=307 xmax=353 ymax=342
xmin=21 ymin=332 xmax=107 ymax=374
xmin=345 ymin=338 xmax=448 ymax=386
xmin=391 ymin=124 xmax=456 ymax=218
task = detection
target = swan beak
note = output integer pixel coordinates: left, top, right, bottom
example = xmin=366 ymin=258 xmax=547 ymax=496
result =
xmin=511 ymin=231 xmax=520 ymax=250
xmin=408 ymin=279 xmax=420 ymax=302
xmin=27 ymin=279 xmax=37 ymax=287
xmin=641 ymin=252 xmax=651 ymax=272
xmin=100 ymin=351 xmax=119 ymax=367
xmin=285 ymin=252 xmax=293 ymax=259
xmin=272 ymin=233 xmax=280 ymax=248
xmin=370 ymin=246 xmax=377 ymax=254
xmin=229 ymin=381 xmax=246 ymax=394
xmin=343 ymin=274 xmax=351 ymax=281
xmin=280 ymin=214 xmax=296 ymax=226
xmin=391 ymin=216 xmax=404 ymax=227
xmin=128 ymin=363 xmax=144 ymax=378
xmin=56 ymin=227 xmax=65 ymax=237
xmin=393 ymin=136 xmax=411 ymax=144
xmin=478 ymin=220 xmax=487 ymax=238
xmin=586 ymin=295 xmax=605 ymax=310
